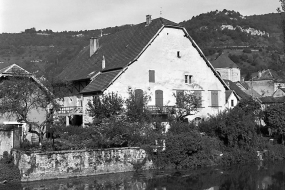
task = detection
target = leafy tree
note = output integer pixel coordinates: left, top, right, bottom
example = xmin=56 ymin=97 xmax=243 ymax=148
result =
xmin=199 ymin=98 xmax=260 ymax=148
xmin=0 ymin=71 xmax=60 ymax=145
xmin=264 ymin=103 xmax=285 ymax=144
xmin=125 ymin=89 xmax=151 ymax=122
xmin=173 ymin=91 xmax=202 ymax=121
xmin=87 ymin=92 xmax=124 ymax=124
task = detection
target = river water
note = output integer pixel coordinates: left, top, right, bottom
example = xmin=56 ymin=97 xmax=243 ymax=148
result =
xmin=1 ymin=161 xmax=285 ymax=190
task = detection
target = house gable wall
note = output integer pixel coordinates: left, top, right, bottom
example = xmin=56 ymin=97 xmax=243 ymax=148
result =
xmin=104 ymin=27 xmax=226 ymax=118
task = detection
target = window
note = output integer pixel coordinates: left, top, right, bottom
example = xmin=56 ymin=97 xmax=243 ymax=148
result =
xmin=211 ymin=91 xmax=219 ymax=107
xmin=185 ymin=75 xmax=192 ymax=84
xmin=149 ymin=70 xmax=155 ymax=83
xmin=231 ymin=99 xmax=234 ymax=107
xmin=177 ymin=51 xmax=181 ymax=58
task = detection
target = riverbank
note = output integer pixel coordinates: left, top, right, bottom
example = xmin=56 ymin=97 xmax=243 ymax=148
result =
xmin=3 ymin=160 xmax=285 ymax=190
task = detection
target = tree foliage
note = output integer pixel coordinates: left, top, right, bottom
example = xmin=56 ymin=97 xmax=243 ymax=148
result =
xmin=264 ymin=103 xmax=285 ymax=143
xmin=87 ymin=92 xmax=124 ymax=124
xmin=0 ymin=72 xmax=60 ymax=143
xmin=173 ymin=91 xmax=202 ymax=121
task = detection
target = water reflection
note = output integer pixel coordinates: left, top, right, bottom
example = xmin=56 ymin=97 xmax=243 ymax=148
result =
xmin=2 ymin=161 xmax=285 ymax=190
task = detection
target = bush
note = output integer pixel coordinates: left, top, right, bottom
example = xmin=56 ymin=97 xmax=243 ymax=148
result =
xmin=0 ymin=152 xmax=20 ymax=182
xmin=199 ymin=99 xmax=260 ymax=149
xmin=266 ymin=144 xmax=285 ymax=160
xmin=148 ymin=121 xmax=223 ymax=169
xmin=219 ymin=148 xmax=257 ymax=166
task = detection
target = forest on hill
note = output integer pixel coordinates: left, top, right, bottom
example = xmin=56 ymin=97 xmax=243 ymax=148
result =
xmin=0 ymin=9 xmax=284 ymax=80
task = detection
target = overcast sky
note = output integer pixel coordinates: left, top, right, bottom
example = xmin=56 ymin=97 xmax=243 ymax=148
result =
xmin=0 ymin=0 xmax=281 ymax=33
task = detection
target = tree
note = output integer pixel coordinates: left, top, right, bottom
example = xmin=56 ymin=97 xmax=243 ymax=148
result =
xmin=125 ymin=89 xmax=151 ymax=123
xmin=264 ymin=103 xmax=285 ymax=144
xmin=173 ymin=91 xmax=202 ymax=121
xmin=87 ymin=92 xmax=124 ymax=124
xmin=0 ymin=71 xmax=60 ymax=145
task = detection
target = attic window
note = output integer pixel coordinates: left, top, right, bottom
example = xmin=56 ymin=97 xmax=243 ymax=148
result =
xmin=177 ymin=51 xmax=181 ymax=58
xmin=185 ymin=75 xmax=192 ymax=84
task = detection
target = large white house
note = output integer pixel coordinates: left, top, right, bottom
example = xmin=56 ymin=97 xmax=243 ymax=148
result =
xmin=57 ymin=16 xmax=234 ymax=126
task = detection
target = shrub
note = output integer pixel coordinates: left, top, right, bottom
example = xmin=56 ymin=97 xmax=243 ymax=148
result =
xmin=199 ymin=99 xmax=260 ymax=149
xmin=219 ymin=148 xmax=257 ymax=166
xmin=0 ymin=151 xmax=20 ymax=182
xmin=264 ymin=103 xmax=285 ymax=144
xmin=266 ymin=144 xmax=285 ymax=160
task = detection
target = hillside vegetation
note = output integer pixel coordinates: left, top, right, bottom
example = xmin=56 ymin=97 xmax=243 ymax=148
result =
xmin=0 ymin=10 xmax=284 ymax=80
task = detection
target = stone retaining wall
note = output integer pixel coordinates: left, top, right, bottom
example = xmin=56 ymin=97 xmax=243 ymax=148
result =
xmin=12 ymin=147 xmax=153 ymax=182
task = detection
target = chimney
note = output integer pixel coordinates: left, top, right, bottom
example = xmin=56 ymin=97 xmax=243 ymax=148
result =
xmin=146 ymin=15 xmax=152 ymax=25
xmin=90 ymin=37 xmax=99 ymax=57
xmin=102 ymin=55 xmax=105 ymax=70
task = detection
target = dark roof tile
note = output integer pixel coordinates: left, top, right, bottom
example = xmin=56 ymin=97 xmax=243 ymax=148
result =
xmin=81 ymin=70 xmax=122 ymax=93
xmin=211 ymin=54 xmax=238 ymax=68
xmin=57 ymin=18 xmax=178 ymax=82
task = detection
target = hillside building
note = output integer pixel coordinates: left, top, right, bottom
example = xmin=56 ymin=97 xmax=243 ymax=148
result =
xmin=211 ymin=53 xmax=241 ymax=82
xmin=57 ymin=16 xmax=234 ymax=126
xmin=245 ymin=69 xmax=285 ymax=97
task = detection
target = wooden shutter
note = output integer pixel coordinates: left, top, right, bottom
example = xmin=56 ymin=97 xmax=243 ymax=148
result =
xmin=211 ymin=91 xmax=219 ymax=107
xmin=149 ymin=70 xmax=155 ymax=82
xmin=193 ymin=91 xmax=202 ymax=107
xmin=155 ymin=90 xmax=163 ymax=108
xmin=135 ymin=89 xmax=143 ymax=104
xmin=176 ymin=90 xmax=184 ymax=107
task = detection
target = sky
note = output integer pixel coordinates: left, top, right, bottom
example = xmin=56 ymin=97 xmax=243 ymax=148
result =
xmin=0 ymin=0 xmax=281 ymax=33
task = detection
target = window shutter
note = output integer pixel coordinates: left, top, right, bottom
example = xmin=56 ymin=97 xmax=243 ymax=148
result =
xmin=193 ymin=91 xmax=202 ymax=107
xmin=155 ymin=90 xmax=163 ymax=108
xmin=135 ymin=89 xmax=143 ymax=104
xmin=211 ymin=91 xmax=219 ymax=107
xmin=176 ymin=90 xmax=184 ymax=107
xmin=149 ymin=70 xmax=155 ymax=82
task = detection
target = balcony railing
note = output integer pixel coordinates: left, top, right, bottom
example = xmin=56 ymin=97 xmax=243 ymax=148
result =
xmin=146 ymin=106 xmax=175 ymax=115
xmin=57 ymin=106 xmax=83 ymax=115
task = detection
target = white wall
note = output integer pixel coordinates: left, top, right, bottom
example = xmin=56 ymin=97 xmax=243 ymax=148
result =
xmin=226 ymin=93 xmax=238 ymax=109
xmin=216 ymin=68 xmax=240 ymax=82
xmin=104 ymin=27 xmax=227 ymax=119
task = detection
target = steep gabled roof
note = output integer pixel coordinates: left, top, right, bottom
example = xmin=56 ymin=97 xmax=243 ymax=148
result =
xmin=224 ymin=80 xmax=250 ymax=99
xmin=211 ymin=54 xmax=238 ymax=69
xmin=81 ymin=70 xmax=122 ymax=93
xmin=225 ymin=90 xmax=240 ymax=102
xmin=58 ymin=17 xmax=230 ymax=94
xmin=0 ymin=64 xmax=30 ymax=76
xmin=57 ymin=18 xmax=178 ymax=82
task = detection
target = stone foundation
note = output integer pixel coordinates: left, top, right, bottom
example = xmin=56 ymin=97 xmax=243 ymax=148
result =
xmin=12 ymin=147 xmax=153 ymax=182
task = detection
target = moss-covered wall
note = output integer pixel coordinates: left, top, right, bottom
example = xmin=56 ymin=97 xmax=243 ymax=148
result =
xmin=12 ymin=147 xmax=153 ymax=182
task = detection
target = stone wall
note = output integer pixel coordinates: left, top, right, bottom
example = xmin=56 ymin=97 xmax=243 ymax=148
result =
xmin=12 ymin=147 xmax=153 ymax=182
